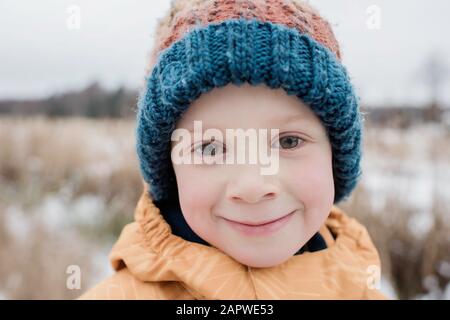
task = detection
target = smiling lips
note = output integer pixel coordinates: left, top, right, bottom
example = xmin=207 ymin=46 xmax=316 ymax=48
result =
xmin=222 ymin=210 xmax=296 ymax=236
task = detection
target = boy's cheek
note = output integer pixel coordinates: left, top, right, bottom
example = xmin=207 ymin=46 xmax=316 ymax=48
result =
xmin=284 ymin=161 xmax=334 ymax=237
xmin=283 ymin=157 xmax=334 ymax=208
xmin=175 ymin=168 xmax=219 ymax=213
xmin=174 ymin=163 xmax=227 ymax=195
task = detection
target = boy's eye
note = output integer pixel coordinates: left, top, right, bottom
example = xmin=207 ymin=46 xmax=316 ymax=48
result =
xmin=193 ymin=139 xmax=225 ymax=156
xmin=273 ymin=135 xmax=304 ymax=150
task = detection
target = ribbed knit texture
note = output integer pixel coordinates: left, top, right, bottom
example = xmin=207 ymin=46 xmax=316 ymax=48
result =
xmin=136 ymin=16 xmax=363 ymax=204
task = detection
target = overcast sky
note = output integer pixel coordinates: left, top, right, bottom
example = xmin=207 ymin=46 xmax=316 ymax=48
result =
xmin=1 ymin=0 xmax=449 ymax=107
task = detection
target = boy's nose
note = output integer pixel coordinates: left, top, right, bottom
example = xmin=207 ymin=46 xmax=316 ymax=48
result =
xmin=225 ymin=166 xmax=279 ymax=204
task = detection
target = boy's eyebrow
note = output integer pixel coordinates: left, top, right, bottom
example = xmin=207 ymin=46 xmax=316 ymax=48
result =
xmin=272 ymin=113 xmax=310 ymax=125
xmin=184 ymin=114 xmax=311 ymax=132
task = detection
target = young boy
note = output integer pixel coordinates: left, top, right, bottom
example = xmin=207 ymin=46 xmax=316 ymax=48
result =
xmin=79 ymin=0 xmax=387 ymax=299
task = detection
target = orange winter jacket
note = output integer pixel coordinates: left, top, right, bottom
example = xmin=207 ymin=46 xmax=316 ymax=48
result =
xmin=78 ymin=186 xmax=387 ymax=300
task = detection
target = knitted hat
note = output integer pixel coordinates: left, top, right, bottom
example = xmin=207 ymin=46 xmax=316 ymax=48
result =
xmin=136 ymin=0 xmax=363 ymax=204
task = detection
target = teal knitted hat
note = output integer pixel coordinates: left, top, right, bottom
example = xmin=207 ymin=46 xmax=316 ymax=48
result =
xmin=136 ymin=0 xmax=363 ymax=204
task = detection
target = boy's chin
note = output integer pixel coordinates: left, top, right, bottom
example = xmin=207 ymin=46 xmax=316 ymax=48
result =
xmin=229 ymin=246 xmax=300 ymax=268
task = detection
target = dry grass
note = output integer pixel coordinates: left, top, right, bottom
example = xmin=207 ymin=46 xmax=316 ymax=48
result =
xmin=0 ymin=116 xmax=142 ymax=299
xmin=340 ymin=121 xmax=450 ymax=299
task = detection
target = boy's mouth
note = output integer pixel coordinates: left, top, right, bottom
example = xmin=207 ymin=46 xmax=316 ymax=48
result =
xmin=220 ymin=210 xmax=296 ymax=237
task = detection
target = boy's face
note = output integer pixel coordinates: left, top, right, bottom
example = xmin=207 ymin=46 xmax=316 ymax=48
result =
xmin=170 ymin=83 xmax=334 ymax=268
